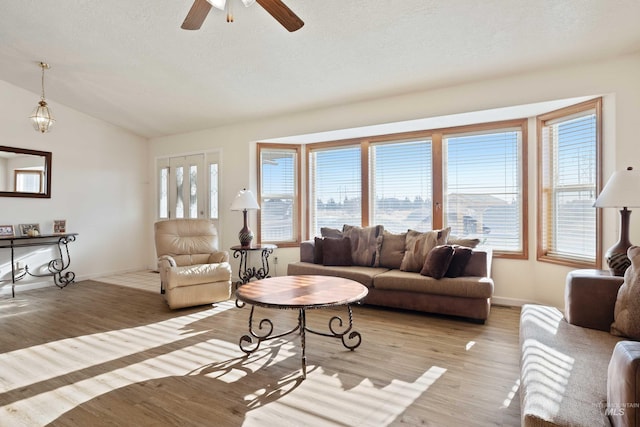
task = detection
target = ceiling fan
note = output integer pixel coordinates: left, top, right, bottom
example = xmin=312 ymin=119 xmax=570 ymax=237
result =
xmin=181 ymin=0 xmax=304 ymax=32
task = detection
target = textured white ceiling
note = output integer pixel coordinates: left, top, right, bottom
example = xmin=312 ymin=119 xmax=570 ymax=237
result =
xmin=1 ymin=0 xmax=639 ymax=138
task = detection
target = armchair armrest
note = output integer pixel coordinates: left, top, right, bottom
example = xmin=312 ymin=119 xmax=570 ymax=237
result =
xmin=463 ymin=247 xmax=492 ymax=277
xmin=300 ymin=240 xmax=315 ymax=263
xmin=158 ymin=255 xmax=177 ymax=268
xmin=565 ymin=269 xmax=624 ymax=331
xmin=607 ymin=340 xmax=640 ymax=427
xmin=208 ymin=250 xmax=229 ymax=264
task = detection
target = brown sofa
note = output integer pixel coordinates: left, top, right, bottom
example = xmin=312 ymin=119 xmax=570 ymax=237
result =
xmin=519 ymin=269 xmax=640 ymax=427
xmin=287 ymin=230 xmax=494 ymax=323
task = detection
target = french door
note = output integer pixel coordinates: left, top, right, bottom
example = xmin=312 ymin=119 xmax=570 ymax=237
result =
xmin=157 ymin=153 xmax=219 ymax=221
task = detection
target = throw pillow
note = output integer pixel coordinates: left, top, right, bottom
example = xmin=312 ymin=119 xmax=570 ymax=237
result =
xmin=611 ymin=245 xmax=640 ymax=339
xmin=379 ymin=231 xmax=407 ymax=269
xmin=420 ymin=245 xmax=455 ymax=279
xmin=448 ymin=236 xmax=481 ymax=248
xmin=400 ymin=227 xmax=451 ymax=273
xmin=342 ymin=224 xmax=384 ymax=267
xmin=313 ymin=237 xmax=324 ymax=264
xmin=445 ymin=246 xmax=473 ymax=278
xmin=321 ymin=227 xmax=343 ymax=239
xmin=322 ymin=237 xmax=353 ymax=266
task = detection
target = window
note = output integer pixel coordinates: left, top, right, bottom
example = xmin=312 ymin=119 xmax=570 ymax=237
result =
xmin=444 ymin=125 xmax=525 ymax=254
xmin=308 ymin=144 xmax=362 ymax=236
xmin=257 ymin=144 xmax=301 ymax=246
xmin=538 ymin=98 xmax=602 ymax=267
xmin=14 ymin=169 xmax=44 ymax=193
xmin=159 ymin=166 xmax=169 ymax=218
xmin=209 ymin=163 xmax=219 ymax=219
xmin=282 ymin=120 xmax=527 ymax=257
xmin=370 ymin=139 xmax=432 ymax=233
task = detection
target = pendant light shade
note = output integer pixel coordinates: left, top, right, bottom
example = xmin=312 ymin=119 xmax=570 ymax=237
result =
xmin=29 ymin=62 xmax=55 ymax=133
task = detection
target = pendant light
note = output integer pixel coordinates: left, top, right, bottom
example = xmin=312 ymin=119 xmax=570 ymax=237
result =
xmin=29 ymin=62 xmax=55 ymax=133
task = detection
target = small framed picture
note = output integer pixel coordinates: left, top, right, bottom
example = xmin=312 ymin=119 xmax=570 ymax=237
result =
xmin=54 ymin=219 xmax=66 ymax=234
xmin=19 ymin=223 xmax=40 ymax=237
xmin=0 ymin=225 xmax=14 ymax=237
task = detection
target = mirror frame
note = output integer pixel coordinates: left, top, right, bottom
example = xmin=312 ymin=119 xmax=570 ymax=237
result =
xmin=0 ymin=145 xmax=52 ymax=198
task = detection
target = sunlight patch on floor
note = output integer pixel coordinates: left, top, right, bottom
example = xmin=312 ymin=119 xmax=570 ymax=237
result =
xmin=244 ymin=365 xmax=447 ymax=426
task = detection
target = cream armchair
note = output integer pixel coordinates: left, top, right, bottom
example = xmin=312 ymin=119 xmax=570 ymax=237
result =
xmin=154 ymin=219 xmax=232 ymax=309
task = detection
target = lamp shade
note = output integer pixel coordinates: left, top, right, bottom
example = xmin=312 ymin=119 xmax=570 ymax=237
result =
xmin=594 ymin=167 xmax=640 ymax=208
xmin=230 ymin=189 xmax=260 ymax=211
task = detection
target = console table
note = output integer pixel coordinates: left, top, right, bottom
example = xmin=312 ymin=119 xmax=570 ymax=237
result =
xmin=230 ymin=244 xmax=277 ymax=287
xmin=0 ymin=233 xmax=78 ymax=297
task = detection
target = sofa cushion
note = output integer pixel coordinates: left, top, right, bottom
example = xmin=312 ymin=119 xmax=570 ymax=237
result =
xmin=445 ymin=246 xmax=474 ymax=278
xmin=313 ymin=237 xmax=324 ymax=264
xmin=420 ymin=245 xmax=455 ymax=279
xmin=343 ymin=224 xmax=384 ymax=267
xmin=611 ymin=246 xmax=640 ymax=340
xmin=448 ymin=235 xmax=481 ymax=248
xmin=379 ymin=231 xmax=407 ymax=269
xmin=373 ymin=269 xmax=493 ymax=299
xmin=321 ymin=227 xmax=343 ymax=238
xmin=286 ymin=262 xmax=388 ymax=288
xmin=520 ymin=304 xmax=624 ymax=427
xmin=322 ymin=237 xmax=353 ymax=266
xmin=400 ymin=228 xmax=450 ymax=273
xmin=166 ymin=262 xmax=232 ymax=290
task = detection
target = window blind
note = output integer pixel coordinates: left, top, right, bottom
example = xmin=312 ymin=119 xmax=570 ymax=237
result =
xmin=444 ymin=129 xmax=522 ymax=252
xmin=541 ymin=110 xmax=597 ymax=262
xmin=260 ymin=148 xmax=297 ymax=243
xmin=370 ymin=139 xmax=432 ymax=233
xmin=309 ymin=145 xmax=361 ymax=236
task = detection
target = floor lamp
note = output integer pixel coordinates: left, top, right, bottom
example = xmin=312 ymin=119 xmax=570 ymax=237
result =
xmin=594 ymin=166 xmax=640 ymax=276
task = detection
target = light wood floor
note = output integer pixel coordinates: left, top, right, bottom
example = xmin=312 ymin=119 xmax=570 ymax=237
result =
xmin=0 ymin=273 xmax=522 ymax=426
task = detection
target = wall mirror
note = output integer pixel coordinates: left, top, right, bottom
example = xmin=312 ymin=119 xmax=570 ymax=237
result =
xmin=0 ymin=146 xmax=51 ymax=198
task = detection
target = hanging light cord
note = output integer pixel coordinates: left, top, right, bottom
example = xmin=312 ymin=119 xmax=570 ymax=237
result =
xmin=39 ymin=62 xmax=48 ymax=101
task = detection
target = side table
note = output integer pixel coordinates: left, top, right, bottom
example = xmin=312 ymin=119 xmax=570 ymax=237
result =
xmin=231 ymin=244 xmax=277 ymax=287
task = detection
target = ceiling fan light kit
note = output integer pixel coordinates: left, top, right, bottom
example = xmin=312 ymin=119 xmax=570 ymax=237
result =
xmin=207 ymin=0 xmax=255 ymax=10
xmin=181 ymin=0 xmax=303 ymax=32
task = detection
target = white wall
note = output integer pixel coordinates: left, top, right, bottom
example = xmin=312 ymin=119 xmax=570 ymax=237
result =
xmin=149 ymin=51 xmax=640 ymax=309
xmin=0 ymin=80 xmax=150 ymax=293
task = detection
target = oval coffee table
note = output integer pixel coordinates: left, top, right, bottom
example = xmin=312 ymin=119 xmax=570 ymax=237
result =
xmin=235 ymin=275 xmax=368 ymax=379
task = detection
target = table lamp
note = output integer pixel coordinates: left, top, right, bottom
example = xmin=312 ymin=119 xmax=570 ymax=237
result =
xmin=230 ymin=188 xmax=260 ymax=247
xmin=594 ymin=166 xmax=640 ymax=276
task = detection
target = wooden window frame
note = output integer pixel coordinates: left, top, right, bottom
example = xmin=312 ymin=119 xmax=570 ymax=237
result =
xmin=256 ymin=143 xmax=302 ymax=248
xmin=536 ymin=98 xmax=603 ymax=268
xmin=298 ymin=119 xmax=528 ymax=259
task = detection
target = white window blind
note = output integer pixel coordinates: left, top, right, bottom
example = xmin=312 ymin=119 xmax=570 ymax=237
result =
xmin=370 ymin=140 xmax=432 ymax=233
xmin=260 ymin=147 xmax=297 ymax=243
xmin=444 ymin=129 xmax=523 ymax=252
xmin=540 ymin=110 xmax=597 ymax=262
xmin=309 ymin=145 xmax=361 ymax=236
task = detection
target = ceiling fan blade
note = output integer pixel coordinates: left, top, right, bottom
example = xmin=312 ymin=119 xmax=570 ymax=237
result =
xmin=256 ymin=0 xmax=304 ymax=32
xmin=181 ymin=0 xmax=213 ymax=30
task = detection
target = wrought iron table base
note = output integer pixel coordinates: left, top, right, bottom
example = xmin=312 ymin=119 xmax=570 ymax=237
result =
xmin=238 ymin=305 xmax=362 ymax=379
xmin=1 ymin=234 xmax=77 ymax=297
xmin=232 ymin=246 xmax=274 ymax=287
